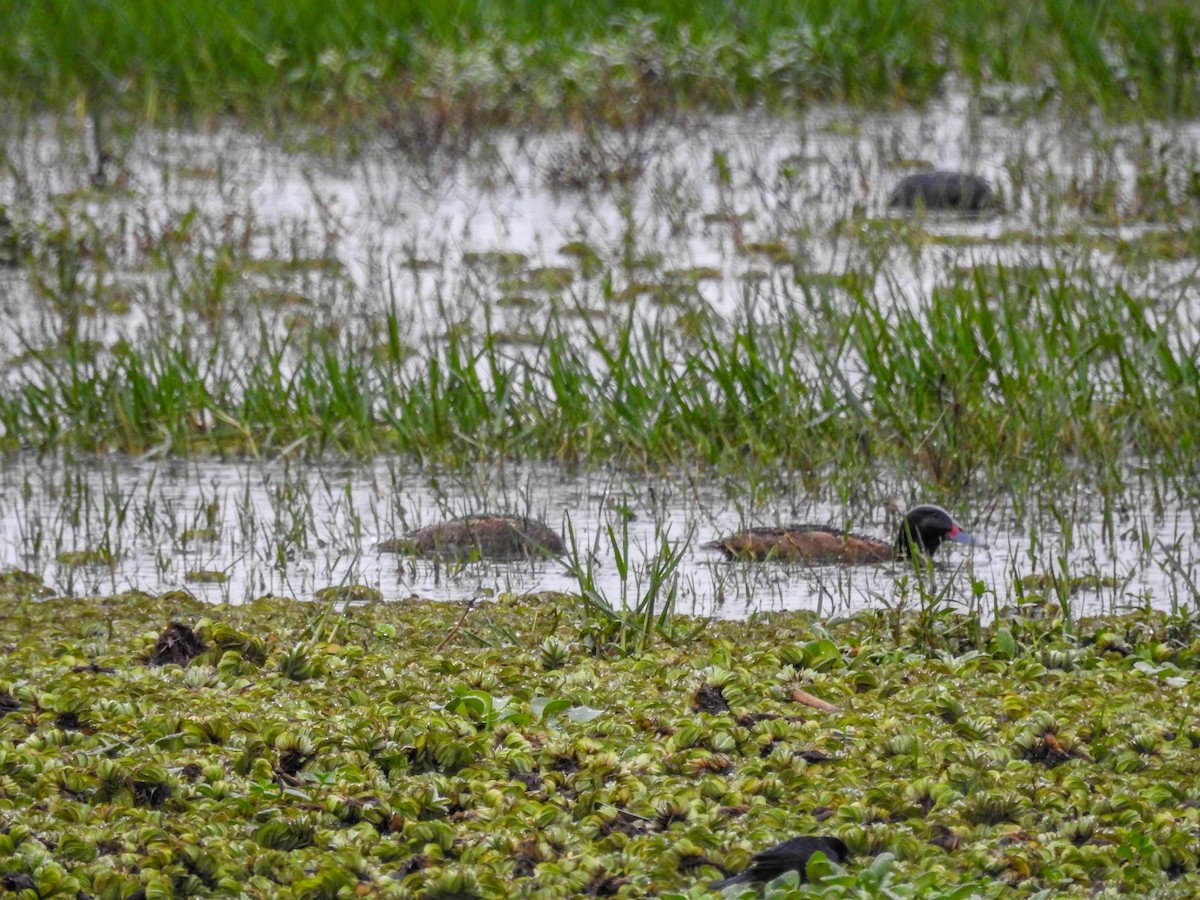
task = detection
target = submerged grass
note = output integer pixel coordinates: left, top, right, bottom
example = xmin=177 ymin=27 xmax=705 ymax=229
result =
xmin=1 ymin=0 xmax=1199 ymax=128
xmin=2 ymin=587 xmax=1200 ymax=897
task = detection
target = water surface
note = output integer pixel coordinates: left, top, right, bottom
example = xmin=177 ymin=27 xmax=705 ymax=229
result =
xmin=0 ymin=454 xmax=1193 ymax=620
xmin=1 ymin=92 xmax=1198 ymax=618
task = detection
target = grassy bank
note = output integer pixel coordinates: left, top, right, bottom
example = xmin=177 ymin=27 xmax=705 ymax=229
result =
xmin=1 ymin=586 xmax=1199 ymax=897
xmin=1 ymin=0 xmax=1198 ymax=127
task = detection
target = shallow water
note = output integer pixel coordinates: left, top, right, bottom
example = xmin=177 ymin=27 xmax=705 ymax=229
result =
xmin=1 ymin=93 xmax=1199 ymax=617
xmin=0 ymin=453 xmax=1194 ymax=620
xmin=3 ymin=92 xmax=1199 ymax=359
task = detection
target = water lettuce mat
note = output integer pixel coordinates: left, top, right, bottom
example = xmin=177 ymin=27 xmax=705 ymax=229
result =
xmin=1 ymin=584 xmax=1199 ymax=898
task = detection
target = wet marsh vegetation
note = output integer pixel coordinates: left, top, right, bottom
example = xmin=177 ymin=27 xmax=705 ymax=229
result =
xmin=1 ymin=106 xmax=1198 ymax=618
xmin=3 ymin=1 xmax=1200 ymax=896
xmin=3 ymin=0 xmax=1200 ymax=125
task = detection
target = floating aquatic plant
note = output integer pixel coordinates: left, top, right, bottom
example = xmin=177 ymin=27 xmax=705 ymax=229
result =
xmin=3 ymin=587 xmax=1200 ymax=897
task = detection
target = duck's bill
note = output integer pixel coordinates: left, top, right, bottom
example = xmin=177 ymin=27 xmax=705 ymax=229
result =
xmin=947 ymin=525 xmax=988 ymax=550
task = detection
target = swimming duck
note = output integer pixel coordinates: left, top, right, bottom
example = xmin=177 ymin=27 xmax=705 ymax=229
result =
xmin=703 ymin=504 xmax=985 ymax=564
xmin=888 ymin=170 xmax=996 ymax=213
xmin=709 ymin=835 xmax=849 ymax=890
xmin=377 ymin=513 xmax=565 ymax=560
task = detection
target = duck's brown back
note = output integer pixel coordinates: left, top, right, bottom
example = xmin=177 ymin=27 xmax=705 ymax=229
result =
xmin=379 ymin=514 xmax=565 ymax=560
xmin=704 ymin=525 xmax=894 ymax=564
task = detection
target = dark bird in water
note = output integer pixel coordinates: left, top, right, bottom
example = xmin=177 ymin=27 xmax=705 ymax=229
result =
xmin=703 ymin=504 xmax=985 ymax=564
xmin=710 ymin=835 xmax=850 ymax=890
xmin=377 ymin=514 xmax=565 ymax=560
xmin=888 ymin=170 xmax=996 ymax=213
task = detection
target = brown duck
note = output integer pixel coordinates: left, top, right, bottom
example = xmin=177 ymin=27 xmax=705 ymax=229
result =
xmin=377 ymin=513 xmax=565 ymax=560
xmin=703 ymin=504 xmax=985 ymax=564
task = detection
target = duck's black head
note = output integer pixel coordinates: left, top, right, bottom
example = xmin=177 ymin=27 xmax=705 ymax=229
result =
xmin=895 ymin=505 xmax=985 ymax=559
xmin=814 ymin=836 xmax=850 ymax=862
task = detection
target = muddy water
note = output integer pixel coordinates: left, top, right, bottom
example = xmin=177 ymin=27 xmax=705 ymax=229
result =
xmin=0 ymin=453 xmax=1194 ymax=619
xmin=1 ymin=92 xmax=1199 ymax=616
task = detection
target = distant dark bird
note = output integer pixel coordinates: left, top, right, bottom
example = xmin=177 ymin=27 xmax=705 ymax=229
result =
xmin=709 ymin=835 xmax=849 ymax=890
xmin=0 ymin=206 xmax=20 ymax=267
xmin=377 ymin=513 xmax=565 ymax=560
xmin=888 ymin=170 xmax=996 ymax=213
xmin=703 ymin=504 xmax=985 ymax=564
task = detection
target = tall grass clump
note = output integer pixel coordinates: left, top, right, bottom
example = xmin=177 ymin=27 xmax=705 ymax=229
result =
xmin=0 ymin=0 xmax=1197 ymax=126
xmin=841 ymin=264 xmax=1200 ymax=493
xmin=561 ymin=514 xmax=693 ymax=657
